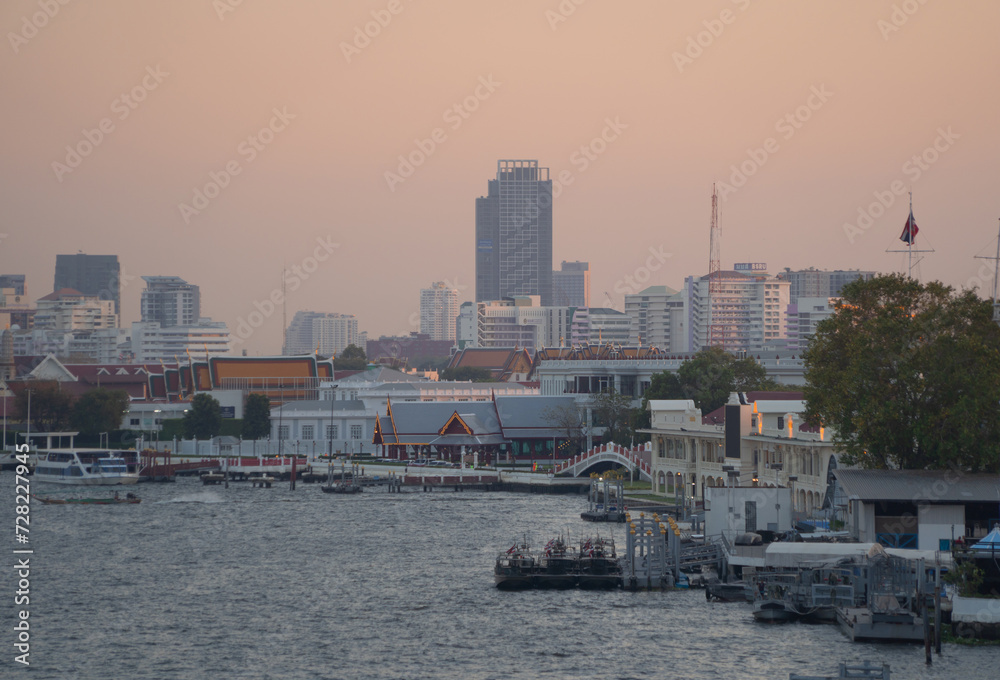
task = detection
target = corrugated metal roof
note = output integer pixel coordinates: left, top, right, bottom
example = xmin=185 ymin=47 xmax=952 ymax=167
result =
xmin=834 ymin=469 xmax=1000 ymax=503
xmin=494 ymin=395 xmax=580 ymax=439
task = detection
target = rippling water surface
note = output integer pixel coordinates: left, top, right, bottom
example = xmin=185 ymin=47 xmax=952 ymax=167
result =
xmin=4 ymin=475 xmax=998 ymax=679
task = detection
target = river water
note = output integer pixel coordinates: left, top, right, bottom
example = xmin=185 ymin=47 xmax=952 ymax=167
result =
xmin=4 ymin=474 xmax=997 ymax=679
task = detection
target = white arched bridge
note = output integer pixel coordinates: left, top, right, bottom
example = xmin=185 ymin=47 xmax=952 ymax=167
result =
xmin=554 ymin=443 xmax=652 ymax=482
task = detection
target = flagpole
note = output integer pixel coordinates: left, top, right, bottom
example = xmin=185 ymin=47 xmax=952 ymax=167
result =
xmin=908 ymin=192 xmax=913 ymax=278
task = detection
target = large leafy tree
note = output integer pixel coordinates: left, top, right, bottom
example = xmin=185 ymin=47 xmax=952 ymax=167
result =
xmin=183 ymin=393 xmax=223 ymax=439
xmin=14 ymin=381 xmax=73 ymax=432
xmin=641 ymin=347 xmax=780 ymax=416
xmin=70 ymin=388 xmax=131 ymax=436
xmin=803 ymin=274 xmax=1000 ymax=471
xmin=334 ymin=344 xmax=367 ymax=371
xmin=542 ymin=402 xmax=586 ymax=455
xmin=592 ymin=389 xmax=635 ymax=446
xmin=242 ymin=393 xmax=271 ymax=440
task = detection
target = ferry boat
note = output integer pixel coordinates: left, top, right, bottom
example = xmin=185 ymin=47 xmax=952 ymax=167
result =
xmin=34 ymin=449 xmax=140 ymax=485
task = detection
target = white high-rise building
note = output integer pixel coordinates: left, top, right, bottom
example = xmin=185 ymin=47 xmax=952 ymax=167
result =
xmin=312 ymin=314 xmax=359 ymax=356
xmin=34 ymin=289 xmax=117 ymax=331
xmin=624 ymin=286 xmax=687 ymax=351
xmin=475 ymin=296 xmax=571 ymax=351
xmin=686 ymin=264 xmax=791 ymax=352
xmin=130 ymin=320 xmax=231 ymax=362
xmin=420 ymin=282 xmax=458 ymax=341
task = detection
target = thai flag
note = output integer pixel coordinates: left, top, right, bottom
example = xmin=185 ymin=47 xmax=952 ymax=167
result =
xmin=900 ymin=208 xmax=919 ymax=244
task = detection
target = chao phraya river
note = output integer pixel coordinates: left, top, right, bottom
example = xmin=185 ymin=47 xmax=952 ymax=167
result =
xmin=4 ymin=474 xmax=997 ymax=679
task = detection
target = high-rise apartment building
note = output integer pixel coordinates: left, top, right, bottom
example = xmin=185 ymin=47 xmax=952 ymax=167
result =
xmin=283 ymin=311 xmax=360 ymax=356
xmin=34 ymin=289 xmax=117 ymax=331
xmin=313 ymin=314 xmax=359 ymax=356
xmin=777 ymin=268 xmax=876 ymax=301
xmin=475 ymin=160 xmax=553 ymax=305
xmin=686 ymin=264 xmax=791 ymax=352
xmin=474 ymin=296 xmax=571 ymax=352
xmin=552 ymin=261 xmax=590 ymax=307
xmin=624 ymin=286 xmax=686 ymax=351
xmin=54 ymin=254 xmax=121 ymax=315
xmin=141 ymin=276 xmax=201 ymax=327
xmin=420 ymin=282 xmax=458 ymax=342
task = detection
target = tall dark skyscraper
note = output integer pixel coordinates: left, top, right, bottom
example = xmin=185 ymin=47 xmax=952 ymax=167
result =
xmin=53 ymin=254 xmax=121 ymax=315
xmin=475 ymin=160 xmax=553 ymax=305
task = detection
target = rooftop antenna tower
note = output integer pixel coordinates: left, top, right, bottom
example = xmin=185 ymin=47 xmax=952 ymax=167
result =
xmin=974 ymin=217 xmax=1000 ymax=324
xmin=708 ymin=184 xmax=724 ymax=348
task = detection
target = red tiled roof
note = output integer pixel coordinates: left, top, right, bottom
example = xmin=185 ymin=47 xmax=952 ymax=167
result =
xmin=37 ymin=288 xmax=86 ymax=301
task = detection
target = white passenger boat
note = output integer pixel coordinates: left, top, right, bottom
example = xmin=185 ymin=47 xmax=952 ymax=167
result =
xmin=34 ymin=449 xmax=140 ymax=485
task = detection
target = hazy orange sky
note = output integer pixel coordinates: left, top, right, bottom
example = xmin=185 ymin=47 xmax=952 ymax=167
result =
xmin=3 ymin=1 xmax=999 ymax=354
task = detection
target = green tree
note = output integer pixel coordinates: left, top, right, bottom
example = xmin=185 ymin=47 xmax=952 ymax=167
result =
xmin=183 ymin=393 xmax=223 ymax=439
xmin=803 ymin=274 xmax=1000 ymax=471
xmin=15 ymin=381 xmax=73 ymax=432
xmin=334 ymin=344 xmax=367 ymax=371
xmin=641 ymin=347 xmax=780 ymax=416
xmin=70 ymin=388 xmax=131 ymax=437
xmin=542 ymin=403 xmax=586 ymax=455
xmin=440 ymin=366 xmax=494 ymax=382
xmin=592 ymin=389 xmax=634 ymax=446
xmin=242 ymin=393 xmax=271 ymax=440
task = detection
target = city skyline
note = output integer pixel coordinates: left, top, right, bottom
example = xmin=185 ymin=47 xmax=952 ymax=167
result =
xmin=3 ymin=2 xmax=999 ymax=355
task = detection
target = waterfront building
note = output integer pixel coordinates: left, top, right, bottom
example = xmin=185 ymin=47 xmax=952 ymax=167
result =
xmin=644 ymin=393 xmax=839 ymax=515
xmin=141 ymin=276 xmax=201 ymax=327
xmin=531 ymin=345 xmax=805 ymax=402
xmin=832 ymin=469 xmax=1000 ymax=548
xmin=552 ymin=261 xmax=590 ymax=307
xmin=420 ymin=282 xmax=459 ymax=341
xmin=54 ymin=253 xmax=121 ymax=315
xmin=372 ymin=394 xmax=580 ymax=463
xmin=624 ymin=285 xmax=687 ymax=350
xmin=685 ymin=264 xmax=791 ymax=352
xmin=475 ymin=160 xmax=553 ymax=305
xmin=270 ymin=399 xmax=374 ymax=456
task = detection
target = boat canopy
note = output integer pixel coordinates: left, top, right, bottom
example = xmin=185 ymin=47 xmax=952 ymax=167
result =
xmin=972 ymin=525 xmax=1000 ymax=552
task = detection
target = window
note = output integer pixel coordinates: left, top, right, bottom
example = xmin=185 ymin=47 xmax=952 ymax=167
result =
xmin=351 ymin=425 xmax=362 ymax=440
xmin=130 ymin=418 xmax=140 ymax=425
xmin=278 ymin=425 xmax=289 ymax=440
xmin=302 ymin=425 xmax=314 ymax=439
xmin=326 ymin=424 xmax=338 ymax=439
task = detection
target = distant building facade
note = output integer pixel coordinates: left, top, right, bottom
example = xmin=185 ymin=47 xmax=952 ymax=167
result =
xmin=552 ymin=261 xmax=590 ymax=307
xmin=686 ymin=265 xmax=791 ymax=352
xmin=475 ymin=296 xmax=571 ymax=351
xmin=420 ymin=281 xmax=458 ymax=341
xmin=284 ymin=311 xmax=360 ymax=356
xmin=141 ymin=276 xmax=201 ymax=327
xmin=0 ymin=275 xmax=26 ymax=296
xmin=570 ymin=307 xmax=630 ymax=345
xmin=130 ymin=320 xmax=231 ymax=362
xmin=54 ymin=253 xmax=121 ymax=315
xmin=475 ymin=160 xmax=553 ymax=305
xmin=777 ymin=268 xmax=876 ymax=301
xmin=624 ymin=285 xmax=686 ymax=351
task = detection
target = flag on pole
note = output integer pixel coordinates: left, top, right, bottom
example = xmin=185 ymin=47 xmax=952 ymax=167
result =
xmin=900 ymin=208 xmax=919 ymax=244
